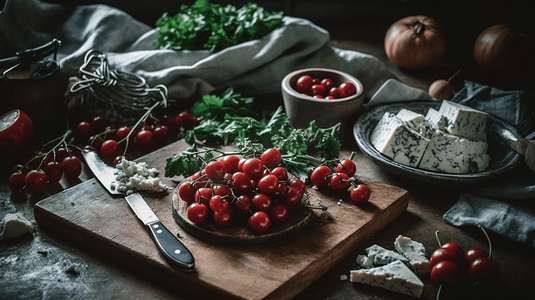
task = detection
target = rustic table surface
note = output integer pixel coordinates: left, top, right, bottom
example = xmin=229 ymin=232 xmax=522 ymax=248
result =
xmin=1 ymin=17 xmax=534 ymax=300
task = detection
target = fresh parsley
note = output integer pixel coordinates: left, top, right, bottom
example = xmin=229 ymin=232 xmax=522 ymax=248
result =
xmin=153 ymin=0 xmax=285 ymax=53
xmin=165 ymin=89 xmax=342 ymax=179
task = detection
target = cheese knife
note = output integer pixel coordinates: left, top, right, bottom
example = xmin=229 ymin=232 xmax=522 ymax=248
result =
xmin=82 ymin=149 xmax=195 ymax=271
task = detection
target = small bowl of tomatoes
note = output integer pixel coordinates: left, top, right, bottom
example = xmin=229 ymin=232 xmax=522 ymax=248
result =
xmin=281 ymin=68 xmax=364 ymax=132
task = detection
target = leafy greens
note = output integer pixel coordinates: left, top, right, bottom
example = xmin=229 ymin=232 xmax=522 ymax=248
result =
xmin=165 ymin=88 xmax=342 ymax=179
xmin=153 ymin=0 xmax=285 ymax=53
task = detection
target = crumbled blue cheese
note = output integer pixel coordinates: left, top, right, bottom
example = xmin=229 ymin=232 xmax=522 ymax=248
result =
xmin=394 ymin=235 xmax=430 ymax=275
xmin=418 ymin=130 xmax=490 ymax=173
xmin=112 ymin=159 xmax=169 ymax=195
xmin=370 ymin=112 xmax=429 ymax=167
xmin=438 ymin=100 xmax=488 ymax=142
xmin=0 ymin=213 xmax=35 ymax=240
xmin=362 ymin=244 xmax=409 ymax=267
xmin=350 ymin=260 xmax=424 ymax=298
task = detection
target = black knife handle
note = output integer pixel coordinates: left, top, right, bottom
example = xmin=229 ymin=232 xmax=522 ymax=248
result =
xmin=146 ymin=221 xmax=195 ymax=271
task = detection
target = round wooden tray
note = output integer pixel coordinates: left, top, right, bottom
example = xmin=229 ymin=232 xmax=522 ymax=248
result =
xmin=171 ymin=180 xmax=314 ymax=245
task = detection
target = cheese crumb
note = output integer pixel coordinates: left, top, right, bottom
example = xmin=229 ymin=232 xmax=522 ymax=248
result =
xmin=0 ymin=213 xmax=35 ymax=240
xmin=112 ymin=159 xmax=169 ymax=195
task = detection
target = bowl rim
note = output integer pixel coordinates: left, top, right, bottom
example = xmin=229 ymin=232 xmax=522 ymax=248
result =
xmin=281 ymin=68 xmax=364 ymax=103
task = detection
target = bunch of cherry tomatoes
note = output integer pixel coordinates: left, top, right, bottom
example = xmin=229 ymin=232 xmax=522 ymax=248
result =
xmin=309 ymin=159 xmax=370 ymax=203
xmin=8 ymin=145 xmax=82 ymax=193
xmin=75 ymin=110 xmax=200 ymax=165
xmin=178 ymin=148 xmax=307 ymax=234
xmin=429 ymin=227 xmax=500 ymax=296
xmin=295 ymin=74 xmax=357 ymax=99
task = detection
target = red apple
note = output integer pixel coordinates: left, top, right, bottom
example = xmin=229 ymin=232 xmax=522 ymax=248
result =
xmin=0 ymin=109 xmax=35 ymax=151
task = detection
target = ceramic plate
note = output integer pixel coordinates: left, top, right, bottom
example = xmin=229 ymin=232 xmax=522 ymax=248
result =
xmin=353 ymin=101 xmax=524 ymax=187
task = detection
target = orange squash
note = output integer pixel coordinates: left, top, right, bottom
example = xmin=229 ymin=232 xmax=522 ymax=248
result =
xmin=384 ymin=15 xmax=447 ymax=70
xmin=473 ymin=24 xmax=535 ymax=84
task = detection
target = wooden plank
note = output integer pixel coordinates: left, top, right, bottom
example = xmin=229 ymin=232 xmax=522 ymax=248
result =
xmin=34 ymin=139 xmax=409 ymax=300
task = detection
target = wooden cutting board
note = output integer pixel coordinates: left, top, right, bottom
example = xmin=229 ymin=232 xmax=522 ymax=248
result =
xmin=34 ymin=139 xmax=409 ymax=300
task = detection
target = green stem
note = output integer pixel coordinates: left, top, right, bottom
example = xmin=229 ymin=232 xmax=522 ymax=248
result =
xmin=435 ymin=230 xmax=442 ymax=247
xmin=478 ymin=224 xmax=493 ymax=258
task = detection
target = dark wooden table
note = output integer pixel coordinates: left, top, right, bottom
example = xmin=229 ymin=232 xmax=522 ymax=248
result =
xmin=1 ymin=21 xmax=534 ymax=300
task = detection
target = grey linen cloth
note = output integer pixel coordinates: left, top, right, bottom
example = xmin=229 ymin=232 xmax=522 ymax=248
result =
xmin=369 ymin=79 xmax=535 ymax=247
xmin=0 ymin=0 xmax=395 ymax=100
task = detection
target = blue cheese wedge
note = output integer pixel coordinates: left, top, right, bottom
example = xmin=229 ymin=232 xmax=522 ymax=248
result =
xmin=438 ymin=100 xmax=488 ymax=142
xmin=370 ymin=112 xmax=429 ymax=167
xmin=396 ymin=108 xmax=425 ymax=131
xmin=425 ymin=108 xmax=448 ymax=133
xmin=418 ymin=130 xmax=490 ymax=173
xmin=394 ymin=235 xmax=430 ymax=275
xmin=365 ymin=244 xmax=409 ymax=266
xmin=350 ymin=260 xmax=424 ymax=298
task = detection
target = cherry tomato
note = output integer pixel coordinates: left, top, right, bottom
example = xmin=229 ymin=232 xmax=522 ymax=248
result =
xmin=429 ymin=247 xmax=462 ymax=270
xmin=116 ymin=126 xmax=131 ymax=141
xmin=213 ymin=209 xmax=233 ymax=227
xmin=209 ymin=195 xmax=230 ymax=213
xmin=310 ymin=84 xmax=327 ymax=97
xmin=338 ymin=82 xmax=357 ymax=98
xmin=269 ymin=203 xmax=289 ymax=224
xmin=283 ymin=186 xmax=304 ymax=207
xmin=179 ymin=111 xmax=196 ymax=130
xmin=313 ymin=95 xmax=324 ymax=99
xmin=153 ymin=125 xmax=169 ymax=143
xmin=336 ymin=159 xmax=356 ymax=177
xmin=100 ymin=139 xmax=119 ymax=161
xmin=213 ymin=185 xmax=232 ymax=197
xmin=328 ymin=87 xmax=340 ymax=98
xmin=8 ymin=172 xmax=26 ymax=192
xmin=113 ymin=155 xmax=125 ymax=167
xmin=350 ymin=184 xmax=370 ymax=203
xmin=469 ymin=257 xmax=500 ymax=281
xmin=44 ymin=161 xmax=63 ymax=183
xmin=87 ymin=135 xmax=103 ymax=150
xmin=234 ymin=194 xmax=252 ymax=216
xmin=204 ymin=161 xmax=226 ymax=181
xmin=242 ymin=158 xmax=264 ymax=181
xmin=75 ymin=121 xmax=92 ymax=139
xmin=187 ymin=203 xmax=209 ymax=224
xmin=296 ymin=75 xmax=313 ymax=93
xmin=330 ymin=172 xmax=351 ymax=193
xmin=54 ymin=147 xmax=69 ymax=162
xmin=62 ymin=156 xmax=82 ymax=179
xmin=25 ymin=169 xmax=48 ymax=193
xmin=90 ymin=116 xmax=107 ymax=133
xmin=465 ymin=247 xmax=489 ymax=265
xmin=260 ymin=148 xmax=282 ymax=168
xmin=320 ymin=78 xmax=334 ymax=90
xmin=248 ymin=211 xmax=271 ymax=233
xmin=312 ymin=77 xmax=321 ymax=85
xmin=310 ymin=165 xmax=331 ymax=187
xmin=430 ymin=260 xmax=460 ymax=287
xmin=136 ymin=129 xmax=154 ymax=149
xmin=252 ymin=193 xmax=273 ymax=212
xmin=194 ymin=187 xmax=213 ymax=206
xmin=290 ymin=179 xmax=306 ymax=196
xmin=167 ymin=114 xmax=183 ymax=132
xmin=221 ymin=155 xmax=240 ymax=174
xmin=258 ymin=174 xmax=279 ymax=194
xmin=270 ymin=166 xmax=288 ymax=181
xmin=178 ymin=181 xmax=197 ymax=203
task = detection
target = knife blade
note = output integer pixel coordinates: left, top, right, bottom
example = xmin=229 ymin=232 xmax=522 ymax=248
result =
xmin=82 ymin=149 xmax=195 ymax=271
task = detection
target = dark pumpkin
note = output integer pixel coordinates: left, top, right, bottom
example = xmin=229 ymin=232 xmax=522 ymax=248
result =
xmin=384 ymin=15 xmax=447 ymax=70
xmin=473 ymin=24 xmax=535 ymax=84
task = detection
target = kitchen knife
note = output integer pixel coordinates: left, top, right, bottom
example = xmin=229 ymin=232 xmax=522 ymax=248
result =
xmin=82 ymin=149 xmax=195 ymax=271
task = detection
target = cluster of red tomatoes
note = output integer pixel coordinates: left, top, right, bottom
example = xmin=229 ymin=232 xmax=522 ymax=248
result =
xmin=295 ymin=75 xmax=357 ymax=99
xmin=8 ymin=147 xmax=82 ymax=193
xmin=429 ymin=229 xmax=500 ymax=292
xmin=178 ymin=148 xmax=306 ymax=234
xmin=309 ymin=160 xmax=370 ymax=203
xmin=75 ymin=111 xmax=200 ymax=164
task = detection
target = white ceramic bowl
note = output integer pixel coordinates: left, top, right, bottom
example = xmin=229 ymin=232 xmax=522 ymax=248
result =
xmin=281 ymin=68 xmax=364 ymax=131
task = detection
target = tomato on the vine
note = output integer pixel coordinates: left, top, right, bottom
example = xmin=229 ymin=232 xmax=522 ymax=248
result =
xmin=248 ymin=211 xmax=271 ymax=233
xmin=258 ymin=174 xmax=279 ymax=194
xmin=100 ymin=139 xmax=119 ymax=160
xmin=62 ymin=156 xmax=82 ymax=179
xmin=336 ymin=159 xmax=356 ymax=177
xmin=75 ymin=121 xmax=92 ymax=139
xmin=350 ymin=184 xmax=370 ymax=203
xmin=44 ymin=161 xmax=63 ymax=183
xmin=116 ymin=126 xmax=131 ymax=141
xmin=187 ymin=203 xmax=209 ymax=224
xmin=220 ymin=155 xmax=240 ymax=174
xmin=209 ymin=195 xmax=230 ymax=213
xmin=260 ymin=148 xmax=282 ymax=168
xmin=25 ymin=169 xmax=48 ymax=193
xmin=90 ymin=116 xmax=107 ymax=133
xmin=136 ymin=129 xmax=154 ymax=149
xmin=178 ymin=181 xmax=197 ymax=203
xmin=153 ymin=125 xmax=169 ymax=143
xmin=234 ymin=194 xmax=252 ymax=216
xmin=330 ymin=173 xmax=351 ymax=193
xmin=213 ymin=209 xmax=233 ymax=227
xmin=252 ymin=193 xmax=273 ymax=212
xmin=269 ymin=203 xmax=289 ymax=224
xmin=204 ymin=161 xmax=226 ymax=181
xmin=310 ymin=165 xmax=331 ymax=187
xmin=242 ymin=158 xmax=264 ymax=181
xmin=8 ymin=172 xmax=26 ymax=192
